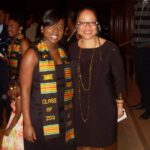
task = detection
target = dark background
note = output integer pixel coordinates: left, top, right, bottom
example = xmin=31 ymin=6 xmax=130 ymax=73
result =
xmin=1 ymin=0 xmax=113 ymax=15
xmin=1 ymin=0 xmax=120 ymax=37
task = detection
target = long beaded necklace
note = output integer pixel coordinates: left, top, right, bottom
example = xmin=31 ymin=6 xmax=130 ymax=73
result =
xmin=77 ymin=47 xmax=95 ymax=123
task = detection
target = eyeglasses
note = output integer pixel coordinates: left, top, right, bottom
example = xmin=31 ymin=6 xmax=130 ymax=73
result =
xmin=76 ymin=21 xmax=98 ymax=27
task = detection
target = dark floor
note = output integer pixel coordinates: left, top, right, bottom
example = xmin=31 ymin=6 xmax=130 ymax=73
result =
xmin=118 ymin=79 xmax=150 ymax=150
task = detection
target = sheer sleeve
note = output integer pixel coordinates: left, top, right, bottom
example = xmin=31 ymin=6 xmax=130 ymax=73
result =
xmin=110 ymin=45 xmax=126 ymax=100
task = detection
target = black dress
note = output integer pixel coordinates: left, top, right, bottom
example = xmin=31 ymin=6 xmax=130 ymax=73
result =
xmin=69 ymin=41 xmax=126 ymax=147
xmin=24 ymin=64 xmax=74 ymax=150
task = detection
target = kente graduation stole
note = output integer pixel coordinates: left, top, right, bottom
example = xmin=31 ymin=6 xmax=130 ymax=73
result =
xmin=37 ymin=40 xmax=74 ymax=142
xmin=9 ymin=34 xmax=24 ymax=69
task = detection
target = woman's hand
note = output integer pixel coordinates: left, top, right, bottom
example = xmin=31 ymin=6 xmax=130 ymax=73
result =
xmin=116 ymin=99 xmax=124 ymax=118
xmin=117 ymin=107 xmax=124 ymax=118
xmin=24 ymin=124 xmax=37 ymax=142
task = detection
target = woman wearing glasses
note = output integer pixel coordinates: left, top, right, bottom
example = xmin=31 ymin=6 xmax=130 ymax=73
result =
xmin=69 ymin=7 xmax=126 ymax=150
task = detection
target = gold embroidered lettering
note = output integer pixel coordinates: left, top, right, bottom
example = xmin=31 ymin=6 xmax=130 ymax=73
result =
xmin=46 ymin=107 xmax=53 ymax=112
xmin=42 ymin=98 xmax=57 ymax=104
xmin=42 ymin=74 xmax=53 ymax=80
xmin=45 ymin=115 xmax=56 ymax=121
xmin=66 ymin=82 xmax=72 ymax=87
xmin=47 ymin=98 xmax=56 ymax=103
xmin=42 ymin=99 xmax=47 ymax=104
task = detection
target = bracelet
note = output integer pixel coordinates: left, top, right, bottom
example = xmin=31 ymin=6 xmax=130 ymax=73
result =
xmin=117 ymin=103 xmax=124 ymax=105
xmin=116 ymin=100 xmax=124 ymax=104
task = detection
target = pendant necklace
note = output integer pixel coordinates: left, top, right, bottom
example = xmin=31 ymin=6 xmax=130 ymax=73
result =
xmin=77 ymin=47 xmax=95 ymax=123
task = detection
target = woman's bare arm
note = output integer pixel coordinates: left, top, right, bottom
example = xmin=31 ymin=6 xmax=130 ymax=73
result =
xmin=19 ymin=49 xmax=38 ymax=142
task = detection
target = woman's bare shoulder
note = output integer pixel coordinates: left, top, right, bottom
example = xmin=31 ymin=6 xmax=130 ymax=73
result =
xmin=22 ymin=48 xmax=38 ymax=63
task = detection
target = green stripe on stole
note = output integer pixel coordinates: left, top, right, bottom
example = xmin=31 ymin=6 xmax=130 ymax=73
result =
xmin=38 ymin=41 xmax=74 ymax=141
xmin=9 ymin=35 xmax=22 ymax=70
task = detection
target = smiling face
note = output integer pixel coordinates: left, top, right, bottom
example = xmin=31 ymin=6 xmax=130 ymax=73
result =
xmin=76 ymin=9 xmax=98 ymax=40
xmin=42 ymin=19 xmax=64 ymax=44
xmin=7 ymin=19 xmax=21 ymax=37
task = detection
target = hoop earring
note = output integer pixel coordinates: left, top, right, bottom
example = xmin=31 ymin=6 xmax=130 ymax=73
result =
xmin=19 ymin=26 xmax=23 ymax=34
xmin=97 ymin=24 xmax=101 ymax=33
xmin=41 ymin=26 xmax=44 ymax=33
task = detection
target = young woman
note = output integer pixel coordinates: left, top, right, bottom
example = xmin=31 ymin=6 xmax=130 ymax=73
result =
xmin=69 ymin=7 xmax=126 ymax=150
xmin=20 ymin=9 xmax=74 ymax=150
xmin=8 ymin=13 xmax=29 ymax=79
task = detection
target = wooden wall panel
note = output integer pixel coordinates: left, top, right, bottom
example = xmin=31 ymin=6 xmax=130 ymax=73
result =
xmin=110 ymin=0 xmax=134 ymax=45
xmin=110 ymin=0 xmax=135 ymax=79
